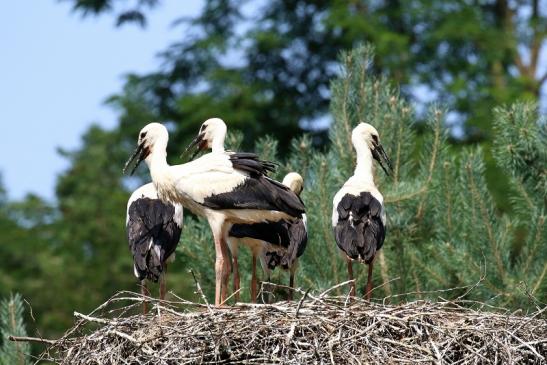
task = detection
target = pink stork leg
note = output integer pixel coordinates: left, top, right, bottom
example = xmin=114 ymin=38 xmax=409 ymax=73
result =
xmin=211 ymin=217 xmax=231 ymax=307
xmin=250 ymin=254 xmax=258 ymax=303
xmin=347 ymin=260 xmax=356 ymax=297
xmin=233 ymin=255 xmax=240 ymax=302
xmin=230 ymin=240 xmax=240 ymax=303
xmin=365 ymin=261 xmax=374 ymax=300
xmin=288 ymin=264 xmax=297 ymax=301
xmin=159 ymin=264 xmax=167 ymax=301
xmin=213 ymin=235 xmax=225 ymax=307
xmin=220 ymin=236 xmax=231 ymax=304
xmin=140 ymin=280 xmax=149 ymax=314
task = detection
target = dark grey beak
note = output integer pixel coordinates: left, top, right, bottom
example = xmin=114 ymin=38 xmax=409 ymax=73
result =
xmin=123 ymin=142 xmax=148 ymax=175
xmin=180 ymin=132 xmax=206 ymax=161
xmin=371 ymin=143 xmax=393 ymax=176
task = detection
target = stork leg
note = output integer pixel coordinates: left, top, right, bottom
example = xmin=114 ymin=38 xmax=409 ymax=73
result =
xmin=232 ymin=255 xmax=240 ymax=303
xmin=159 ymin=264 xmax=167 ymax=301
xmin=347 ymin=260 xmax=356 ymax=297
xmin=288 ymin=266 xmax=296 ymax=302
xmin=220 ymin=236 xmax=231 ymax=305
xmin=364 ymin=261 xmax=374 ymax=301
xmin=263 ymin=272 xmax=271 ymax=304
xmin=251 ymin=254 xmax=258 ymax=303
xmin=213 ymin=235 xmax=226 ymax=307
xmin=140 ymin=280 xmax=149 ymax=314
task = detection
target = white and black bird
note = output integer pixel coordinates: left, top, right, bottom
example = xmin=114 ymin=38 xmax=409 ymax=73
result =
xmin=123 ymin=122 xmax=305 ymax=306
xmin=228 ymin=172 xmax=308 ymax=302
xmin=332 ymin=123 xmax=392 ymax=299
xmin=126 ymin=183 xmax=183 ymax=313
xmin=184 ymin=118 xmax=307 ymax=303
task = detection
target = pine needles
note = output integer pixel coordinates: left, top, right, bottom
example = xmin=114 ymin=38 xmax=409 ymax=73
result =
xmin=0 ymin=294 xmax=30 ymax=365
xmin=38 ymin=289 xmax=546 ymax=364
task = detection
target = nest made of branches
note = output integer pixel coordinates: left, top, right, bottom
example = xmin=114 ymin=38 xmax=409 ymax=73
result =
xmin=35 ymin=284 xmax=546 ymax=365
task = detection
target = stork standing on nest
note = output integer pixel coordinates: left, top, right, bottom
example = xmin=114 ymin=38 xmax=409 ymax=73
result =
xmin=228 ymin=172 xmax=308 ymax=303
xmin=123 ymin=122 xmax=305 ymax=306
xmin=332 ymin=123 xmax=392 ymax=299
xmin=184 ymin=118 xmax=307 ymax=303
xmin=126 ymin=183 xmax=183 ymax=313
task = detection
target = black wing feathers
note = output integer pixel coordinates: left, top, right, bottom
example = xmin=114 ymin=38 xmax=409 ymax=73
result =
xmin=229 ymin=220 xmax=288 ymax=245
xmin=203 ymin=176 xmax=305 ymax=217
xmin=280 ymin=219 xmax=308 ymax=269
xmin=127 ymin=197 xmax=182 ymax=282
xmin=203 ymin=152 xmax=303 ymax=216
xmin=334 ymin=192 xmax=385 ymax=264
xmin=229 ymin=152 xmax=277 ymax=176
xmin=229 ymin=217 xmax=308 ymax=270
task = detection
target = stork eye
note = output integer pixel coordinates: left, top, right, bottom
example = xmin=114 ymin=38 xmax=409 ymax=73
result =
xmin=140 ymin=132 xmax=147 ymax=139
xmin=372 ymin=135 xmax=379 ymax=143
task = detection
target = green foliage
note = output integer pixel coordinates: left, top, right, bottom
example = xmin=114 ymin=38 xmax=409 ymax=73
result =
xmin=491 ymin=104 xmax=547 ymax=302
xmin=175 ymin=45 xmax=546 ymax=308
xmin=0 ymin=294 xmax=30 ymax=365
xmin=65 ymin=0 xmax=547 ymax=144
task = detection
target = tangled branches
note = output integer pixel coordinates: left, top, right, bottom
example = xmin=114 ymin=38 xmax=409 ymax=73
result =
xmin=32 ymin=286 xmax=547 ymax=364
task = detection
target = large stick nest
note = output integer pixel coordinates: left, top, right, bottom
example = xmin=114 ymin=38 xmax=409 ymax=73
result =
xmin=39 ymin=287 xmax=546 ymax=364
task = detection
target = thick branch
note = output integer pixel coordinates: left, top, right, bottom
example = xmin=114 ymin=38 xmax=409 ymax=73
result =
xmin=530 ymin=0 xmax=540 ymax=75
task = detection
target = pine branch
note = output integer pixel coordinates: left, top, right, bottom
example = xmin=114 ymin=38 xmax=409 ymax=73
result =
xmin=532 ymin=264 xmax=546 ymax=295
xmin=0 ymin=294 xmax=30 ymax=365
xmin=465 ymin=155 xmax=506 ymax=281
xmin=415 ymin=109 xmax=443 ymax=220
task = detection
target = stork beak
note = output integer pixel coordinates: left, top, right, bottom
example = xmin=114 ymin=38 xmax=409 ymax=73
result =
xmin=372 ymin=143 xmax=393 ymax=176
xmin=180 ymin=132 xmax=206 ymax=161
xmin=123 ymin=142 xmax=148 ymax=175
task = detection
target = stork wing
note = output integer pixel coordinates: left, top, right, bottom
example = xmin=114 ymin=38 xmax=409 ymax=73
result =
xmin=280 ymin=215 xmax=308 ymax=269
xmin=174 ymin=152 xmax=304 ymax=217
xmin=126 ymin=197 xmax=182 ymax=282
xmin=228 ymin=152 xmax=277 ymax=176
xmin=229 ymin=214 xmax=308 ymax=270
xmin=333 ymin=192 xmax=385 ymax=263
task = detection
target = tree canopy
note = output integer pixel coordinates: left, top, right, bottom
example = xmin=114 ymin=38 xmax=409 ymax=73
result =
xmin=67 ymin=0 xmax=546 ymax=145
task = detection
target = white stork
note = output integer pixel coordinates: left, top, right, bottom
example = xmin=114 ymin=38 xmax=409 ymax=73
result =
xmin=332 ymin=123 xmax=392 ymax=299
xmin=184 ymin=118 xmax=307 ymax=303
xmin=228 ymin=172 xmax=308 ymax=303
xmin=123 ymin=123 xmax=305 ymax=306
xmin=126 ymin=183 xmax=183 ymax=313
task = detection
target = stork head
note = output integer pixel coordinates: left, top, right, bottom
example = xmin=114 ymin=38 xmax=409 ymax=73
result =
xmin=182 ymin=118 xmax=227 ymax=161
xmin=352 ymin=123 xmax=393 ymax=176
xmin=282 ymin=172 xmax=304 ymax=195
xmin=123 ymin=123 xmax=168 ymax=175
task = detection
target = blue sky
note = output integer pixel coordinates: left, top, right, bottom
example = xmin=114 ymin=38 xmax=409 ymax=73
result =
xmin=0 ymin=1 xmax=202 ymax=201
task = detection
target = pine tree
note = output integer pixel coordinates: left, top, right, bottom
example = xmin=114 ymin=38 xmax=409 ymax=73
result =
xmin=176 ymin=45 xmax=546 ymax=309
xmin=0 ymin=294 xmax=30 ymax=365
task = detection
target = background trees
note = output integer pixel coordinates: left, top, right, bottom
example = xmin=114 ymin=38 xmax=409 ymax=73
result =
xmin=66 ymin=0 xmax=547 ymax=144
xmin=0 ymin=1 xmax=545 ymax=355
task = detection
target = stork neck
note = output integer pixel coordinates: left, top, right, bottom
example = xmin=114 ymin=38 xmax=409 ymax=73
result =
xmin=211 ymin=129 xmax=226 ymax=153
xmin=147 ymin=146 xmax=170 ymax=182
xmin=353 ymin=143 xmax=375 ymax=184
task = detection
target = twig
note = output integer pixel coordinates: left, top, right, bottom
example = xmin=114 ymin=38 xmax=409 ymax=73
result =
xmin=189 ymin=269 xmax=212 ymax=314
xmin=8 ymin=336 xmax=57 ymax=345
xmin=295 ymin=288 xmax=310 ymax=318
xmin=73 ymin=312 xmax=118 ymax=326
